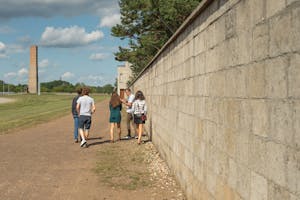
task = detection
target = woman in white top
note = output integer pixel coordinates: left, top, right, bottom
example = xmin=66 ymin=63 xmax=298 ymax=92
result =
xmin=132 ymin=90 xmax=147 ymax=145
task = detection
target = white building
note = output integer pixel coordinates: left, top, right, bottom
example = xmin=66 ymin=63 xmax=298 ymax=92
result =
xmin=117 ymin=62 xmax=132 ymax=99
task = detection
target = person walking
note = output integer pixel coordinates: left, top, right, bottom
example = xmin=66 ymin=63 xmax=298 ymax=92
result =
xmin=71 ymin=88 xmax=82 ymax=143
xmin=132 ymin=90 xmax=147 ymax=145
xmin=109 ymin=92 xmax=122 ymax=143
xmin=121 ymin=88 xmax=135 ymax=139
xmin=76 ymin=87 xmax=96 ymax=148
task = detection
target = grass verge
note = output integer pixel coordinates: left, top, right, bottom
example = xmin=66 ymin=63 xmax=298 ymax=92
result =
xmin=0 ymin=93 xmax=108 ymax=134
xmin=94 ymin=142 xmax=151 ymax=190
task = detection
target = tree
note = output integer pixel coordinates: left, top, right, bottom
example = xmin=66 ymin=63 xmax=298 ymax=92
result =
xmin=112 ymin=0 xmax=201 ymax=78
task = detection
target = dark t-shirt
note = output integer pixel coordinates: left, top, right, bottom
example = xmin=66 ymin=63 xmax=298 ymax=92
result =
xmin=72 ymin=95 xmax=80 ymax=117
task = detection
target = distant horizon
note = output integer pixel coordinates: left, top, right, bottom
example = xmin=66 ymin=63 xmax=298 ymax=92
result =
xmin=0 ymin=78 xmax=114 ymax=87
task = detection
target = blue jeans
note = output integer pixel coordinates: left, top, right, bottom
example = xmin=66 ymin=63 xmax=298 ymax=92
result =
xmin=73 ymin=116 xmax=79 ymax=140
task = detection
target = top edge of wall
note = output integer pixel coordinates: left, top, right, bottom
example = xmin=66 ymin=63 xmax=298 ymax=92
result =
xmin=131 ymin=0 xmax=225 ymax=85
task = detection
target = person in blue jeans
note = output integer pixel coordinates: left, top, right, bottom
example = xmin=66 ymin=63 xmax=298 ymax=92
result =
xmin=71 ymin=88 xmax=82 ymax=143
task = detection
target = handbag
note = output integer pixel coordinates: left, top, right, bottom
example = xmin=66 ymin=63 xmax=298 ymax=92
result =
xmin=141 ymin=114 xmax=147 ymax=121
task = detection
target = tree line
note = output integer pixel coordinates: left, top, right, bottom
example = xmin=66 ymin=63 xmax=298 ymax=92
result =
xmin=0 ymin=80 xmax=114 ymax=94
xmin=0 ymin=80 xmax=27 ymax=93
xmin=41 ymin=80 xmax=114 ymax=93
xmin=112 ymin=0 xmax=202 ymax=82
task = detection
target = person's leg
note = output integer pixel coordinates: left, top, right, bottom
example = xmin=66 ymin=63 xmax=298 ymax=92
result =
xmin=126 ymin=113 xmax=132 ymax=137
xmin=84 ymin=116 xmax=92 ymax=139
xmin=135 ymin=124 xmax=139 ymax=141
xmin=110 ymin=123 xmax=114 ymax=142
xmin=131 ymin=117 xmax=137 ymax=138
xmin=78 ymin=128 xmax=84 ymax=140
xmin=84 ymin=129 xmax=89 ymax=141
xmin=84 ymin=129 xmax=89 ymax=139
xmin=79 ymin=128 xmax=87 ymax=147
xmin=78 ymin=116 xmax=87 ymax=147
xmin=74 ymin=117 xmax=79 ymax=142
xmin=117 ymin=123 xmax=121 ymax=140
xmin=137 ymin=124 xmax=143 ymax=144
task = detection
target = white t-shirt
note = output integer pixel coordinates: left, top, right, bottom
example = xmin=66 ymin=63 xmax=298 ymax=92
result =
xmin=77 ymin=95 xmax=95 ymax=116
xmin=126 ymin=94 xmax=135 ymax=113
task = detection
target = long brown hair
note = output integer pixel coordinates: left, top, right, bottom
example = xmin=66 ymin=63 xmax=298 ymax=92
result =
xmin=134 ymin=90 xmax=145 ymax=100
xmin=110 ymin=92 xmax=121 ymax=108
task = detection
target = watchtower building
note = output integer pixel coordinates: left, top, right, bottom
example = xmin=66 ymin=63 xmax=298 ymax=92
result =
xmin=28 ymin=45 xmax=38 ymax=94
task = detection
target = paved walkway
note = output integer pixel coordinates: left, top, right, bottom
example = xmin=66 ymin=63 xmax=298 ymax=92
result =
xmin=0 ymin=99 xmax=185 ymax=200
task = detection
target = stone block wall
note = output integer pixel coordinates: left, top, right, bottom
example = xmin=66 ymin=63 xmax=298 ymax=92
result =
xmin=131 ymin=0 xmax=300 ymax=199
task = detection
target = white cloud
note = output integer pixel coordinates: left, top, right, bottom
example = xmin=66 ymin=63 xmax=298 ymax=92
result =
xmin=61 ymin=72 xmax=75 ymax=80
xmin=39 ymin=59 xmax=49 ymax=68
xmin=4 ymin=72 xmax=16 ymax=79
xmin=100 ymin=13 xmax=120 ymax=27
xmin=89 ymin=53 xmax=108 ymax=61
xmin=79 ymin=74 xmax=104 ymax=85
xmin=78 ymin=74 xmax=114 ymax=86
xmin=0 ymin=41 xmax=7 ymax=58
xmin=0 ymin=0 xmax=119 ymax=19
xmin=3 ymin=68 xmax=28 ymax=83
xmin=0 ymin=47 xmax=5 ymax=53
xmin=40 ymin=26 xmax=104 ymax=48
xmin=18 ymin=68 xmax=28 ymax=76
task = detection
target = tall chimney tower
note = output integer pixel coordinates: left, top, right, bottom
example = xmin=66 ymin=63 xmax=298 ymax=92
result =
xmin=28 ymin=45 xmax=38 ymax=94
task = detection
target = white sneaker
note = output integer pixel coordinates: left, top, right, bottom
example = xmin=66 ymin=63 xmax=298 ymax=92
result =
xmin=80 ymin=140 xmax=87 ymax=147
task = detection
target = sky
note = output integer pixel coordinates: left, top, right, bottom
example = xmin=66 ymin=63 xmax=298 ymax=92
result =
xmin=0 ymin=0 xmax=127 ymax=86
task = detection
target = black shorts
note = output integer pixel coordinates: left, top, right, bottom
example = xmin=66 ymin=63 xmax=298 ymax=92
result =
xmin=78 ymin=115 xmax=92 ymax=130
xmin=134 ymin=114 xmax=145 ymax=124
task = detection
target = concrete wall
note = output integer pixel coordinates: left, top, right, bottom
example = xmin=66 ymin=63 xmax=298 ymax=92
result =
xmin=117 ymin=61 xmax=132 ymax=95
xmin=131 ymin=0 xmax=300 ymax=199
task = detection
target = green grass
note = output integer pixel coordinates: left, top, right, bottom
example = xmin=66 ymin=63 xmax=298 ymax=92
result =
xmin=0 ymin=93 xmax=108 ymax=134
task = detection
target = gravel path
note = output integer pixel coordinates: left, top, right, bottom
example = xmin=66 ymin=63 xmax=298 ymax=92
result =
xmin=0 ymin=99 xmax=185 ymax=200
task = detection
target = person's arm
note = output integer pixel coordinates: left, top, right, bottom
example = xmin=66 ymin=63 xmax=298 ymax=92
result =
xmin=131 ymin=101 xmax=136 ymax=114
xmin=120 ymin=98 xmax=126 ymax=104
xmin=91 ymin=102 xmax=96 ymax=114
xmin=121 ymin=98 xmax=132 ymax=107
xmin=144 ymin=103 xmax=147 ymax=115
xmin=76 ymin=103 xmax=80 ymax=116
xmin=127 ymin=101 xmax=133 ymax=107
xmin=72 ymin=98 xmax=75 ymax=114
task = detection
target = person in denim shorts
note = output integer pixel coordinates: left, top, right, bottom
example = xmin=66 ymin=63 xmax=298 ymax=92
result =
xmin=76 ymin=87 xmax=95 ymax=148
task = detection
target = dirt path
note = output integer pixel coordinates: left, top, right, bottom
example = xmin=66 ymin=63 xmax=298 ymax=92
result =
xmin=0 ymin=99 xmax=185 ymax=200
xmin=0 ymin=97 xmax=15 ymax=104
